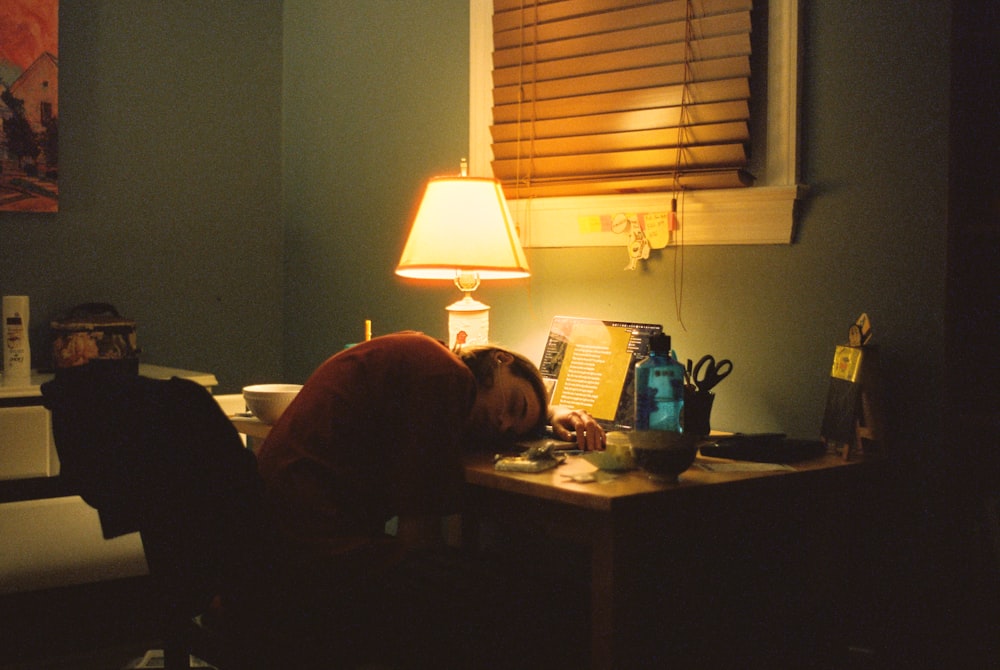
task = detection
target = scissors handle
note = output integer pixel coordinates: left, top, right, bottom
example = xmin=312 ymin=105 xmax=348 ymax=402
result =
xmin=712 ymin=358 xmax=733 ymax=379
xmin=692 ymin=355 xmax=733 ymax=392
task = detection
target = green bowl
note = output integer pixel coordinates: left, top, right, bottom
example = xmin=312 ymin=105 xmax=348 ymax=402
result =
xmin=580 ymin=431 xmax=635 ymax=471
xmin=582 ymin=450 xmax=633 ymax=472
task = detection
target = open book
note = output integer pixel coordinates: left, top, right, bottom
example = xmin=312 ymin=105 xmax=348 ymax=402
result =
xmin=538 ymin=316 xmax=663 ymax=431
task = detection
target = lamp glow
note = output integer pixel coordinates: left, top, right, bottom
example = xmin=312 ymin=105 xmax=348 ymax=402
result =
xmin=396 ymin=174 xmax=529 ymax=347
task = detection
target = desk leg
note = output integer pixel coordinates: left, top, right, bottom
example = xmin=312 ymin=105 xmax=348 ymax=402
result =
xmin=589 ymin=516 xmax=630 ymax=670
xmin=590 ymin=518 xmax=613 ymax=669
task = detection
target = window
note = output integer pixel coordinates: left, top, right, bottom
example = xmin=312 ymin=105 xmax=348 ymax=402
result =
xmin=469 ymin=0 xmax=803 ymax=247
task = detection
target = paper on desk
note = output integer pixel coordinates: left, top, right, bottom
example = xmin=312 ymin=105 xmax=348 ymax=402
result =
xmin=694 ymin=461 xmax=794 ymax=473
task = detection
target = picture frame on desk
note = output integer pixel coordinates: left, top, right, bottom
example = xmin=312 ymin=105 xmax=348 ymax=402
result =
xmin=821 ymin=343 xmax=883 ymax=460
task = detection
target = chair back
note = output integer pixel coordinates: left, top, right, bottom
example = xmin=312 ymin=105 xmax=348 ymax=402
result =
xmin=41 ymin=365 xmax=266 ymax=619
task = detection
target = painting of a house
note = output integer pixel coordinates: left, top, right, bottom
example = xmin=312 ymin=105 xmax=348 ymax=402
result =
xmin=0 ymin=0 xmax=59 ymax=212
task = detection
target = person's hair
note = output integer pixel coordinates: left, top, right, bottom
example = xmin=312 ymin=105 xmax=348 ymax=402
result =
xmin=455 ymin=344 xmax=549 ymax=437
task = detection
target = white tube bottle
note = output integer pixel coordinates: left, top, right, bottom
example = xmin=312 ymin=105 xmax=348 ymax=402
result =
xmin=3 ymin=295 xmax=32 ymax=385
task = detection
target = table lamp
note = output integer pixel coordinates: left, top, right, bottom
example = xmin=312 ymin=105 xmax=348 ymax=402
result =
xmin=396 ymin=169 xmax=529 ymax=348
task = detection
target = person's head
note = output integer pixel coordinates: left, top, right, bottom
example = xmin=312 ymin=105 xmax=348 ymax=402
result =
xmin=456 ymin=344 xmax=548 ymax=444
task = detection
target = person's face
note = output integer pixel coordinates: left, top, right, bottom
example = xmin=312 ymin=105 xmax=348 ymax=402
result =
xmin=468 ymin=358 xmax=543 ymax=441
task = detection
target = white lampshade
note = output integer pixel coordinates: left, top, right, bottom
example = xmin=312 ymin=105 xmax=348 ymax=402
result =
xmin=395 ymin=176 xmax=530 ymax=280
xmin=396 ymin=175 xmax=529 ymax=347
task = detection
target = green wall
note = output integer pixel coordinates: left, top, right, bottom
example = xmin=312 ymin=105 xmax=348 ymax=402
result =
xmin=0 ymin=1 xmax=285 ymax=389
xmin=0 ymin=0 xmax=951 ymax=454
xmin=282 ymin=0 xmax=950 ymax=455
xmin=281 ymin=0 xmax=471 ymax=379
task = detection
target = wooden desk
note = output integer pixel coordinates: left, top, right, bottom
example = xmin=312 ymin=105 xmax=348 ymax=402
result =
xmin=463 ymin=451 xmax=885 ymax=669
xmin=231 ymin=416 xmax=885 ymax=667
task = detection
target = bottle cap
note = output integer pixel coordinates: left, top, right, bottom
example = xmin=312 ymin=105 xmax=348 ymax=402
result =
xmin=649 ymin=332 xmax=671 ymax=354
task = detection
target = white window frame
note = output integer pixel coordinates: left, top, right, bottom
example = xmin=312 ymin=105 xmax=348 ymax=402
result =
xmin=468 ymin=0 xmax=804 ymax=247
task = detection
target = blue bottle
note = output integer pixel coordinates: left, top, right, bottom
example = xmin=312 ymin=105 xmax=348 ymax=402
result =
xmin=634 ymin=333 xmax=685 ymax=432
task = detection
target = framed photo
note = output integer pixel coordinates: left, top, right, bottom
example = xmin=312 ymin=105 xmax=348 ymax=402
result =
xmin=0 ymin=0 xmax=59 ymax=213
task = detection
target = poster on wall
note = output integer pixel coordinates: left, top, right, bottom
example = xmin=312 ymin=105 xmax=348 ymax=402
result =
xmin=0 ymin=0 xmax=58 ymax=213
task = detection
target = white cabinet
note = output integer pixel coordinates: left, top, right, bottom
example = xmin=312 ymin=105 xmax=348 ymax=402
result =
xmin=0 ymin=365 xmax=218 ymax=593
xmin=0 ymin=405 xmax=56 ymax=480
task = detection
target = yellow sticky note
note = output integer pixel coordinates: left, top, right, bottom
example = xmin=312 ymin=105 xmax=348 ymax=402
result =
xmin=577 ymin=215 xmax=604 ymax=234
xmin=643 ymin=212 xmax=673 ymax=249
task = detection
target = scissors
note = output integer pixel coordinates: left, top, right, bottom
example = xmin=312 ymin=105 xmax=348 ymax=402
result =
xmin=690 ymin=355 xmax=733 ymax=392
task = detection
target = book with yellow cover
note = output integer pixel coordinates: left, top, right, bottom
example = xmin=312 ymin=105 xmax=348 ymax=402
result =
xmin=538 ymin=316 xmax=663 ymax=430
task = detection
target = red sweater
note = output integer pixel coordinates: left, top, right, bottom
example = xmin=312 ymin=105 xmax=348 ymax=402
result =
xmin=256 ymin=332 xmax=475 ymax=568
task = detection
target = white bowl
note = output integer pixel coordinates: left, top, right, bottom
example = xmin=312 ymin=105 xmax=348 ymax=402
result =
xmin=242 ymin=383 xmax=303 ymax=425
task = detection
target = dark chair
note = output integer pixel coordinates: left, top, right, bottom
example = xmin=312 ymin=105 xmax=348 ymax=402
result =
xmin=41 ymin=364 xmax=270 ymax=669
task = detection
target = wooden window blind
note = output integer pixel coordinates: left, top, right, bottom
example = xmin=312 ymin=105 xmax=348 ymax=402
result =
xmin=491 ymin=0 xmax=754 ymax=200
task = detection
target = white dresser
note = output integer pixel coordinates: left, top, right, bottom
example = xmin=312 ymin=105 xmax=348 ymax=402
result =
xmin=0 ymin=365 xmax=219 ymax=593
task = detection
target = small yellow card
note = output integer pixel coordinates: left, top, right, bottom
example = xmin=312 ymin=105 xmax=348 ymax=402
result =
xmin=830 ymin=345 xmax=863 ymax=383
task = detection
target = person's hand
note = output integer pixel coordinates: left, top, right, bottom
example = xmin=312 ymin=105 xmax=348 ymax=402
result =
xmin=548 ymin=405 xmax=605 ymax=451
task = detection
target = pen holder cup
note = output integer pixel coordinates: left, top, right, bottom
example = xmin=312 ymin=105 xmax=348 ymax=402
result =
xmin=683 ymin=389 xmax=715 ymax=437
